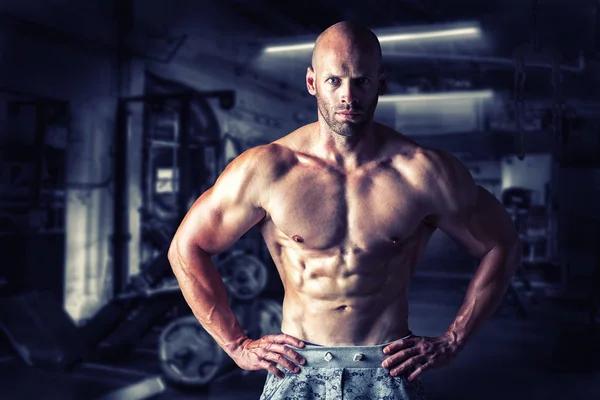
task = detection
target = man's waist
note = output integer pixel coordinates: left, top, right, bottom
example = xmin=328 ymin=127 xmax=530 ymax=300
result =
xmin=280 ymin=319 xmax=411 ymax=348
xmin=285 ymin=334 xmax=412 ymax=369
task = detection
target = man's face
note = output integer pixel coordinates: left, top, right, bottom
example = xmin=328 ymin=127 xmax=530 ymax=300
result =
xmin=307 ymin=45 xmax=384 ymax=137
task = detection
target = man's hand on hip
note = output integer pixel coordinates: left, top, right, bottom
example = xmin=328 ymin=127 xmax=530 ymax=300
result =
xmin=231 ymin=334 xmax=307 ymax=379
xmin=381 ymin=333 xmax=462 ymax=381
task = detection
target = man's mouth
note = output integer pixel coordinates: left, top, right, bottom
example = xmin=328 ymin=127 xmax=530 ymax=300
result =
xmin=337 ymin=111 xmax=361 ymax=116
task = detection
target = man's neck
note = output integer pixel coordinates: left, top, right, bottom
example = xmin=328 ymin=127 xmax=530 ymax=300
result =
xmin=311 ymin=120 xmax=380 ymax=171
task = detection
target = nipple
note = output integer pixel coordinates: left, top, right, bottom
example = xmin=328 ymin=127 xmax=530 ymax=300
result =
xmin=293 ymin=235 xmax=304 ymax=243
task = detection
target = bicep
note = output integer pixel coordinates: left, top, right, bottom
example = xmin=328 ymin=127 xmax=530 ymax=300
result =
xmin=171 ymin=149 xmax=268 ymax=256
xmin=174 ymin=188 xmax=265 ymax=255
xmin=436 ymin=185 xmax=518 ymax=258
xmin=427 ymin=151 xmax=518 ymax=257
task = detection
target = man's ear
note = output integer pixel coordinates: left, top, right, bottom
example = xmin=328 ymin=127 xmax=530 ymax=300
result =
xmin=306 ymin=67 xmax=317 ymax=96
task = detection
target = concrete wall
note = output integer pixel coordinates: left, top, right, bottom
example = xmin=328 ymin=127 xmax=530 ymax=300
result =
xmin=0 ymin=6 xmax=144 ymax=323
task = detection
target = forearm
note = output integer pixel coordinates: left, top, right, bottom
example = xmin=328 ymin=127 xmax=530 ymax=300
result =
xmin=447 ymin=241 xmax=522 ymax=348
xmin=168 ymin=242 xmax=248 ymax=357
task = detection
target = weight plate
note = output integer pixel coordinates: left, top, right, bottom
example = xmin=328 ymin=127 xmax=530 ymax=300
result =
xmin=257 ymin=299 xmax=283 ymax=337
xmin=232 ymin=299 xmax=283 ymax=338
xmin=218 ymin=252 xmax=268 ymax=300
xmin=158 ymin=316 xmax=225 ymax=386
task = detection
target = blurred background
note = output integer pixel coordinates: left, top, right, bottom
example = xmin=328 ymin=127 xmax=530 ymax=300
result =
xmin=0 ymin=0 xmax=598 ymax=399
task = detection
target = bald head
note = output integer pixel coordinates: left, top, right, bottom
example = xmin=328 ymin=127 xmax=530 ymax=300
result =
xmin=311 ymin=21 xmax=382 ymax=73
xmin=306 ymin=22 xmax=385 ymax=138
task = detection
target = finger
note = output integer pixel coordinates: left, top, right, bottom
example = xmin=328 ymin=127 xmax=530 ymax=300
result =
xmin=383 ymin=337 xmax=418 ymax=355
xmin=381 ymin=347 xmax=420 ymax=369
xmin=263 ymin=351 xmax=301 ymax=373
xmin=390 ymin=356 xmax=424 ymax=377
xmin=271 ymin=334 xmax=305 ymax=348
xmin=408 ymin=361 xmax=431 ymax=381
xmin=259 ymin=360 xmax=285 ymax=379
xmin=265 ymin=342 xmax=307 ymax=366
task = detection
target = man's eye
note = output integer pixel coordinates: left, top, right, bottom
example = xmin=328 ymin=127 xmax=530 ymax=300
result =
xmin=359 ymin=78 xmax=370 ymax=84
xmin=327 ymin=78 xmax=339 ymax=84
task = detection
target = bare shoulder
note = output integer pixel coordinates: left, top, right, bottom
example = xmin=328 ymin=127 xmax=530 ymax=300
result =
xmin=413 ymin=146 xmax=477 ymax=216
xmin=228 ymin=141 xmax=295 ymax=178
xmin=376 ymin=126 xmax=431 ymax=183
xmin=381 ymin=127 xmax=477 ymax=212
xmin=414 ymin=146 xmax=474 ymax=191
xmin=222 ymin=126 xmax=311 ymax=190
xmin=272 ymin=123 xmax=316 ymax=151
xmin=236 ymin=142 xmax=289 ymax=170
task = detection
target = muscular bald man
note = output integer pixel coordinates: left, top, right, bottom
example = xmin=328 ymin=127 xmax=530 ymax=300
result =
xmin=168 ymin=21 xmax=521 ymax=399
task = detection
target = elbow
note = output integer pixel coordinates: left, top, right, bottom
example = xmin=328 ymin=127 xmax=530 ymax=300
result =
xmin=167 ymin=237 xmax=193 ymax=271
xmin=489 ymin=239 xmax=521 ymax=280
xmin=167 ymin=239 xmax=182 ymax=272
xmin=167 ymin=237 xmax=211 ymax=274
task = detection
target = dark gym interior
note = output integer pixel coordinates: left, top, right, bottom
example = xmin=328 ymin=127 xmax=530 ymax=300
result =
xmin=0 ymin=1 xmax=599 ymax=399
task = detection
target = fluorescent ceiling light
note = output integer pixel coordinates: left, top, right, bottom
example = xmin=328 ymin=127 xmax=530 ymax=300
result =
xmin=263 ymin=27 xmax=480 ymax=53
xmin=264 ymin=43 xmax=315 ymax=53
xmin=378 ymin=27 xmax=479 ymax=43
xmin=379 ymin=90 xmax=493 ymax=103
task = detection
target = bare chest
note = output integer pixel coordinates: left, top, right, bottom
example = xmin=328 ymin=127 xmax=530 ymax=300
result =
xmin=266 ymin=163 xmax=430 ymax=251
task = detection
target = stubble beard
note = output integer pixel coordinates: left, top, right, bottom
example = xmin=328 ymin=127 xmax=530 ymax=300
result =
xmin=315 ymin=91 xmax=378 ymax=138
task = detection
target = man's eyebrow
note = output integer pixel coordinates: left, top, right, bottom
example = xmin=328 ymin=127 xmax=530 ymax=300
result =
xmin=322 ymin=72 xmax=373 ymax=78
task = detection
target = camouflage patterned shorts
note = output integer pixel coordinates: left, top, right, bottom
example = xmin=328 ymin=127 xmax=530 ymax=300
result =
xmin=259 ymin=339 xmax=427 ymax=400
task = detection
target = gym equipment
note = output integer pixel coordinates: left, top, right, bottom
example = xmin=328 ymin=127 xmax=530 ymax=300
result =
xmin=232 ymin=298 xmax=283 ymax=338
xmin=256 ymin=298 xmax=283 ymax=337
xmin=114 ymin=81 xmax=233 ymax=295
xmin=125 ymin=249 xmax=173 ymax=294
xmin=157 ymin=297 xmax=283 ymax=387
xmin=120 ymin=249 xmax=275 ymax=387
xmin=158 ymin=315 xmax=229 ymax=387
xmin=502 ymin=187 xmax=532 ymax=235
xmin=93 ymin=296 xmax=176 ymax=360
xmin=0 ymin=291 xmax=83 ymax=370
xmin=124 ymin=248 xmax=269 ymax=301
xmin=95 ymin=376 xmax=166 ymax=400
xmin=217 ymin=251 xmax=268 ymax=300
xmin=78 ymin=281 xmax=186 ymax=362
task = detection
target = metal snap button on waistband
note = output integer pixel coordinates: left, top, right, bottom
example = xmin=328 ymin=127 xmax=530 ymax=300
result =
xmin=353 ymin=353 xmax=365 ymax=361
xmin=324 ymin=352 xmax=333 ymax=362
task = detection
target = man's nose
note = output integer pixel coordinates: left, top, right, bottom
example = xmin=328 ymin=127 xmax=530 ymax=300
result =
xmin=340 ymin=81 xmax=358 ymax=105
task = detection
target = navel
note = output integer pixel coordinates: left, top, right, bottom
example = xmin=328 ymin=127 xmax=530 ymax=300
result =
xmin=292 ymin=235 xmax=304 ymax=243
xmin=390 ymin=236 xmax=400 ymax=244
xmin=379 ymin=158 xmax=393 ymax=169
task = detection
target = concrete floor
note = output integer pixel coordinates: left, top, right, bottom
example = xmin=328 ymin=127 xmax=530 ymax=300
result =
xmin=1 ymin=278 xmax=599 ymax=400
